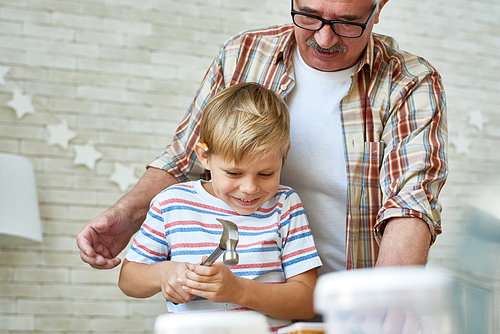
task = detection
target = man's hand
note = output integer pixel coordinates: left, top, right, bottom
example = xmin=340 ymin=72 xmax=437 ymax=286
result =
xmin=77 ymin=207 xmax=136 ymax=269
xmin=76 ymin=167 xmax=179 ymax=269
xmin=371 ymin=218 xmax=433 ymax=333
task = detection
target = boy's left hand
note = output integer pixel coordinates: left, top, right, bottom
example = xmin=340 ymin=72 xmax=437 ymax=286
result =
xmin=179 ymin=259 xmax=242 ymax=304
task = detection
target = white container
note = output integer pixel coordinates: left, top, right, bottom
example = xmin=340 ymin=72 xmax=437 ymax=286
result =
xmin=277 ymin=322 xmax=325 ymax=334
xmin=314 ymin=266 xmax=457 ymax=334
xmin=154 ymin=311 xmax=268 ymax=334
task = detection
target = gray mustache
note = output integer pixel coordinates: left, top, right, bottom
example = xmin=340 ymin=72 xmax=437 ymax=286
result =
xmin=306 ymin=39 xmax=347 ymax=53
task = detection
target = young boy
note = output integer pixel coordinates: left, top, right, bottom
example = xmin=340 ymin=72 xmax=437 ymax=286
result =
xmin=118 ymin=82 xmax=322 ymax=332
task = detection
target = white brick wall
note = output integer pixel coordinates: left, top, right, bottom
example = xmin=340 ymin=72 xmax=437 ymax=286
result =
xmin=0 ymin=0 xmax=498 ymax=333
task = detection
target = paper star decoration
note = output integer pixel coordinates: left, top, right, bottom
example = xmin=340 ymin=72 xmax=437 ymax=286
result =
xmin=468 ymin=111 xmax=487 ymax=131
xmin=47 ymin=120 xmax=77 ymax=150
xmin=73 ymin=141 xmax=103 ymax=170
xmin=0 ymin=64 xmax=10 ymax=85
xmin=7 ymin=89 xmax=36 ymax=119
xmin=449 ymin=134 xmax=472 ymax=156
xmin=110 ymin=163 xmax=139 ymax=192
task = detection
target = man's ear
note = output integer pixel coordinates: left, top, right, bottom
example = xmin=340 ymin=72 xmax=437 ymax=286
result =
xmin=195 ymin=142 xmax=210 ymax=170
xmin=374 ymin=0 xmax=389 ymax=24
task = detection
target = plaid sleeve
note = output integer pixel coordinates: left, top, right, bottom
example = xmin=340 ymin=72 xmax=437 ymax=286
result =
xmin=376 ymin=53 xmax=448 ymax=244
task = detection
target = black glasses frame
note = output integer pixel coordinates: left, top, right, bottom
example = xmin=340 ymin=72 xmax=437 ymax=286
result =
xmin=291 ymin=0 xmax=378 ymax=38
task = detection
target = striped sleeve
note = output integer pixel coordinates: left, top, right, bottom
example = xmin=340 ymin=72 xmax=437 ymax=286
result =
xmin=279 ymin=189 xmax=322 ymax=279
xmin=125 ymin=200 xmax=169 ymax=265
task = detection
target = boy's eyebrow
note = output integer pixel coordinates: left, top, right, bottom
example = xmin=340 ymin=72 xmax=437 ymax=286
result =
xmin=222 ymin=164 xmax=281 ymax=173
xmin=259 ymin=165 xmax=282 ymax=173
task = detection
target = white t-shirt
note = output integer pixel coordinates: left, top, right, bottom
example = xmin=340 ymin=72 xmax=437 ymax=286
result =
xmin=280 ymin=46 xmax=356 ymax=275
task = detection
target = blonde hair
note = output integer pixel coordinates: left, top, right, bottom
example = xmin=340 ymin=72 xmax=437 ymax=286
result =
xmin=199 ymin=82 xmax=290 ymax=163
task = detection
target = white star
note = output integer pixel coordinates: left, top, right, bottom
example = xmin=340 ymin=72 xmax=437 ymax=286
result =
xmin=0 ymin=65 xmax=10 ymax=85
xmin=47 ymin=120 xmax=77 ymax=150
xmin=7 ymin=89 xmax=36 ymax=119
xmin=449 ymin=134 xmax=472 ymax=156
xmin=73 ymin=141 xmax=103 ymax=170
xmin=468 ymin=111 xmax=487 ymax=131
xmin=110 ymin=163 xmax=139 ymax=192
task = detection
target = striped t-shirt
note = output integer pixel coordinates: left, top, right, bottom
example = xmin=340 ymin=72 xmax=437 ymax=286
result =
xmin=125 ymin=180 xmax=322 ymax=332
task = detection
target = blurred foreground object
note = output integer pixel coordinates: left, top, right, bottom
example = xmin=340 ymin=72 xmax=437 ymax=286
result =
xmin=277 ymin=322 xmax=325 ymax=334
xmin=314 ymin=266 xmax=458 ymax=334
xmin=154 ymin=311 xmax=268 ymax=334
xmin=451 ymin=197 xmax=500 ymax=334
xmin=0 ymin=153 xmax=43 ymax=245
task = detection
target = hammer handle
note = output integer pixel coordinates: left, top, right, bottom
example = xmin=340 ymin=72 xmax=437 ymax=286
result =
xmin=201 ymin=246 xmax=224 ymax=266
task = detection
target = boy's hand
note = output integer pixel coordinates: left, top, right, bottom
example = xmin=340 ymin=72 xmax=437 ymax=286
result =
xmin=160 ymin=262 xmax=196 ymax=304
xmin=180 ymin=260 xmax=242 ymax=304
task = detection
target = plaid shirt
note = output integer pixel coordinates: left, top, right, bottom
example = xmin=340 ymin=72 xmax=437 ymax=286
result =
xmin=149 ymin=25 xmax=448 ymax=270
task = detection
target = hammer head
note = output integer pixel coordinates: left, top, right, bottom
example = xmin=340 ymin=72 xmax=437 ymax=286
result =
xmin=216 ymin=218 xmax=239 ymax=265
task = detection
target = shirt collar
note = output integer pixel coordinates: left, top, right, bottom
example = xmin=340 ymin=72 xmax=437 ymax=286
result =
xmin=275 ymin=24 xmax=296 ymax=67
xmin=354 ymin=34 xmax=374 ymax=74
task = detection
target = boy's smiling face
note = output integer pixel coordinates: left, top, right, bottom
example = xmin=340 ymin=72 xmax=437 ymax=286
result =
xmin=196 ymin=143 xmax=283 ymax=215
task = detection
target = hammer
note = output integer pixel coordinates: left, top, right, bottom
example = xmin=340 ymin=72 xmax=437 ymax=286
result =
xmin=201 ymin=218 xmax=239 ymax=266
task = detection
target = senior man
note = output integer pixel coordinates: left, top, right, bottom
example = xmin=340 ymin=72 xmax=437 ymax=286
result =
xmin=78 ymin=0 xmax=447 ymax=279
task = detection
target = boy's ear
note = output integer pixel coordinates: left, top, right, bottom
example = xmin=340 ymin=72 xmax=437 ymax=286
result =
xmin=195 ymin=142 xmax=210 ymax=170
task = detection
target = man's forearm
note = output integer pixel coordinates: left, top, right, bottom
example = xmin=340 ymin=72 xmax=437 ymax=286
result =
xmin=376 ymin=217 xmax=432 ymax=267
xmin=115 ymin=167 xmax=179 ymax=232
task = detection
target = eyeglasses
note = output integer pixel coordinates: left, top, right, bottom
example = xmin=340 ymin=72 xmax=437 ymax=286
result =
xmin=291 ymin=0 xmax=378 ymax=38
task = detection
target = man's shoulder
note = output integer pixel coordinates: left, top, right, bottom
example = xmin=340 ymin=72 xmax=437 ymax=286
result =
xmin=372 ymin=33 xmax=418 ymax=59
xmin=372 ymin=33 xmax=440 ymax=76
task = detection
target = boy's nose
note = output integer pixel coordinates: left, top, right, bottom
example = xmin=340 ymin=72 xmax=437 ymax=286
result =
xmin=240 ymin=177 xmax=259 ymax=194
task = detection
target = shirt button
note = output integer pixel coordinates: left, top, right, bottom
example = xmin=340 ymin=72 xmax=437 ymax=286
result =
xmin=280 ymin=84 xmax=287 ymax=92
